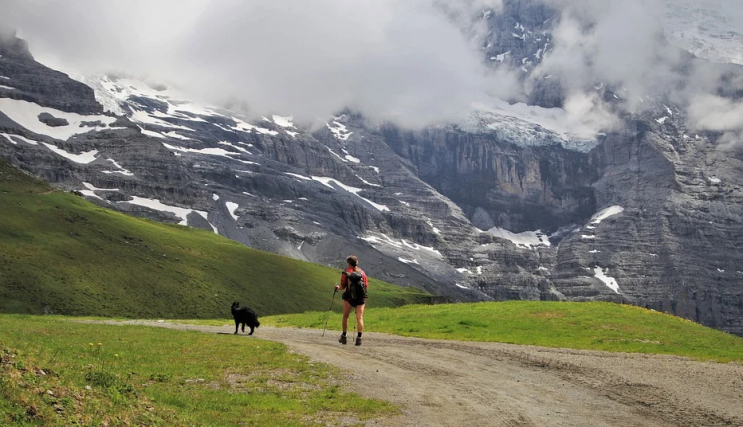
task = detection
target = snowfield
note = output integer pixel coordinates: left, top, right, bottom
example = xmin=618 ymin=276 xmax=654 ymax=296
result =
xmin=590 ymin=206 xmax=625 ymax=225
xmin=0 ymin=98 xmax=117 ymax=140
xmin=486 ymin=227 xmax=551 ymax=248
xmin=119 ymin=196 xmax=207 ymax=226
xmin=462 ymin=100 xmax=600 ymax=152
xmin=225 ymin=202 xmax=240 ymax=221
xmin=285 ymin=173 xmax=389 ymax=212
xmin=594 ymin=266 xmax=621 ymax=294
xmin=361 ymin=233 xmax=442 ymax=257
xmin=42 ymin=143 xmax=99 ymax=164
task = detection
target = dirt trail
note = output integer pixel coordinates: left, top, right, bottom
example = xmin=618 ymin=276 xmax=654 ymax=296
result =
xmin=117 ymin=321 xmax=743 ymax=427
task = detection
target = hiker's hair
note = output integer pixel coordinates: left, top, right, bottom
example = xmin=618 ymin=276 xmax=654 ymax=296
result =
xmin=346 ymin=255 xmax=358 ymax=267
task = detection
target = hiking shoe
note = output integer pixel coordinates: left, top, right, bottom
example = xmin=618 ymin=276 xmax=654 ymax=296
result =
xmin=355 ymin=336 xmax=362 ymax=346
xmin=339 ymin=334 xmax=347 ymax=345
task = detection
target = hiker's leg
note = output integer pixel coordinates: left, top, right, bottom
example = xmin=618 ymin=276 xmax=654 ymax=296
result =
xmin=355 ymin=303 xmax=365 ymax=333
xmin=342 ymin=300 xmax=352 ymax=333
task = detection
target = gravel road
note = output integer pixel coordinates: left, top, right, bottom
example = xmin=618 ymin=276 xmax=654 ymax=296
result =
xmin=117 ymin=322 xmax=743 ymax=427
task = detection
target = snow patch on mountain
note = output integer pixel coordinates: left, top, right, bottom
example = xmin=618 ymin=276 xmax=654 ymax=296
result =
xmin=594 ymin=266 xmax=620 ymax=294
xmin=485 ymin=227 xmax=551 ymax=248
xmin=272 ymin=115 xmax=295 ymax=128
xmin=2 ymin=133 xmax=37 ymax=145
xmin=163 ymin=131 xmax=193 ymax=140
xmin=84 ymin=75 xmax=223 ymax=119
xmin=590 ymin=206 xmax=624 ymax=225
xmin=310 ymin=176 xmax=389 ymax=212
xmin=255 ymin=127 xmax=279 ymax=136
xmin=42 ymin=143 xmax=98 ymax=164
xmin=1 ymin=134 xmax=17 ymax=145
xmin=285 ymin=172 xmax=312 ymax=181
xmin=326 ymin=147 xmax=349 ymax=163
xmin=218 ymin=141 xmax=251 ymax=154
xmin=120 ymin=196 xmax=206 ymax=226
xmin=83 ymin=75 xmax=285 ymax=142
xmin=139 ymin=128 xmax=165 ymax=139
xmin=0 ymin=98 xmax=117 ymax=140
xmin=327 ymin=120 xmax=353 ymax=141
xmin=427 ymin=220 xmax=441 ymax=235
xmin=361 ymin=233 xmax=442 ymax=257
xmin=129 ymin=108 xmax=193 ymax=131
xmin=195 ymin=211 xmax=218 ymax=234
xmin=79 ymin=182 xmax=118 ymax=201
xmin=103 ymin=158 xmax=133 ymax=176
xmin=462 ymin=100 xmax=600 ymax=152
xmin=225 ymin=202 xmax=240 ymax=221
xmin=342 ymin=149 xmax=361 ymax=163
xmin=8 ymin=134 xmax=37 ymax=145
xmin=161 ymin=142 xmax=242 ymax=159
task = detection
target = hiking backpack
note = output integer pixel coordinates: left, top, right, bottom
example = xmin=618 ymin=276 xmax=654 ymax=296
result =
xmin=347 ymin=270 xmax=367 ymax=300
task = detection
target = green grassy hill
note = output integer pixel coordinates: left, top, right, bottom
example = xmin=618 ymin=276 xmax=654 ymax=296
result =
xmin=0 ymin=159 xmax=430 ymax=318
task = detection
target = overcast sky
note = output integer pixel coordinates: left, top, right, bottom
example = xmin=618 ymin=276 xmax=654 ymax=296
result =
xmin=0 ymin=0 xmax=507 ymax=127
xmin=0 ymin=0 xmax=741 ymax=140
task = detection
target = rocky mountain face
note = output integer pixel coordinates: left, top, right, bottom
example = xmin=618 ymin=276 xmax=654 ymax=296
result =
xmin=1 ymin=1 xmax=742 ymax=335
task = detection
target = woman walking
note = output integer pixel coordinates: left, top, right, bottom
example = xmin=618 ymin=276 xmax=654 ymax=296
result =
xmin=335 ymin=255 xmax=368 ymax=346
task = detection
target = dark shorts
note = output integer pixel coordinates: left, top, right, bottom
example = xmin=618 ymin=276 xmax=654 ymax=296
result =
xmin=342 ymin=292 xmax=365 ymax=308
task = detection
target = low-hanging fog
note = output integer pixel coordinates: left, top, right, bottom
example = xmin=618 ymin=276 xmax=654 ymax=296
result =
xmin=1 ymin=0 xmax=741 ymax=142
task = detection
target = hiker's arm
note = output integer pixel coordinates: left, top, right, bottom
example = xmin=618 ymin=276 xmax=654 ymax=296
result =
xmin=337 ymin=272 xmax=348 ymax=290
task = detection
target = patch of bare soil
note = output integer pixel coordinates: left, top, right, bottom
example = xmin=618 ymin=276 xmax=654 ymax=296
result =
xmin=119 ymin=322 xmax=743 ymax=427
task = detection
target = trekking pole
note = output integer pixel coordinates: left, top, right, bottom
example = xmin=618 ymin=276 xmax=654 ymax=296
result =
xmin=321 ymin=288 xmax=338 ymax=337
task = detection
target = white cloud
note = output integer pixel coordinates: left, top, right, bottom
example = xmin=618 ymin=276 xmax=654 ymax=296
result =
xmin=2 ymin=0 xmax=742 ymax=140
xmin=688 ymin=94 xmax=743 ymax=149
xmin=533 ymin=0 xmax=686 ymax=107
xmin=562 ymin=93 xmax=618 ymax=138
xmin=1 ymin=0 xmax=509 ymax=129
xmin=532 ymin=0 xmax=743 ymax=142
xmin=688 ymin=94 xmax=743 ymax=132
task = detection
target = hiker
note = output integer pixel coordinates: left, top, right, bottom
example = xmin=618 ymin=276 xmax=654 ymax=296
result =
xmin=335 ymin=255 xmax=368 ymax=346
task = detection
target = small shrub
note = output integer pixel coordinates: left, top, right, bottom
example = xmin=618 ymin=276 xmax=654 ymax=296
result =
xmin=85 ymin=370 xmax=135 ymax=395
xmin=149 ymin=373 xmax=172 ymax=383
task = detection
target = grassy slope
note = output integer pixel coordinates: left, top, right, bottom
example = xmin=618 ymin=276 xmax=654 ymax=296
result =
xmin=0 ymin=315 xmax=394 ymax=426
xmin=0 ymin=159 xmax=430 ymax=318
xmin=263 ymin=301 xmax=743 ymax=362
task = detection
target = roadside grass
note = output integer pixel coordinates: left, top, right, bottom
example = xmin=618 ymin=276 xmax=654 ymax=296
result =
xmin=260 ymin=301 xmax=743 ymax=362
xmin=0 ymin=158 xmax=430 ymax=318
xmin=0 ymin=314 xmax=396 ymax=426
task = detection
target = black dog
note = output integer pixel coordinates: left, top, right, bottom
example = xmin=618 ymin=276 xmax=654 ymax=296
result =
xmin=231 ymin=301 xmax=260 ymax=335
